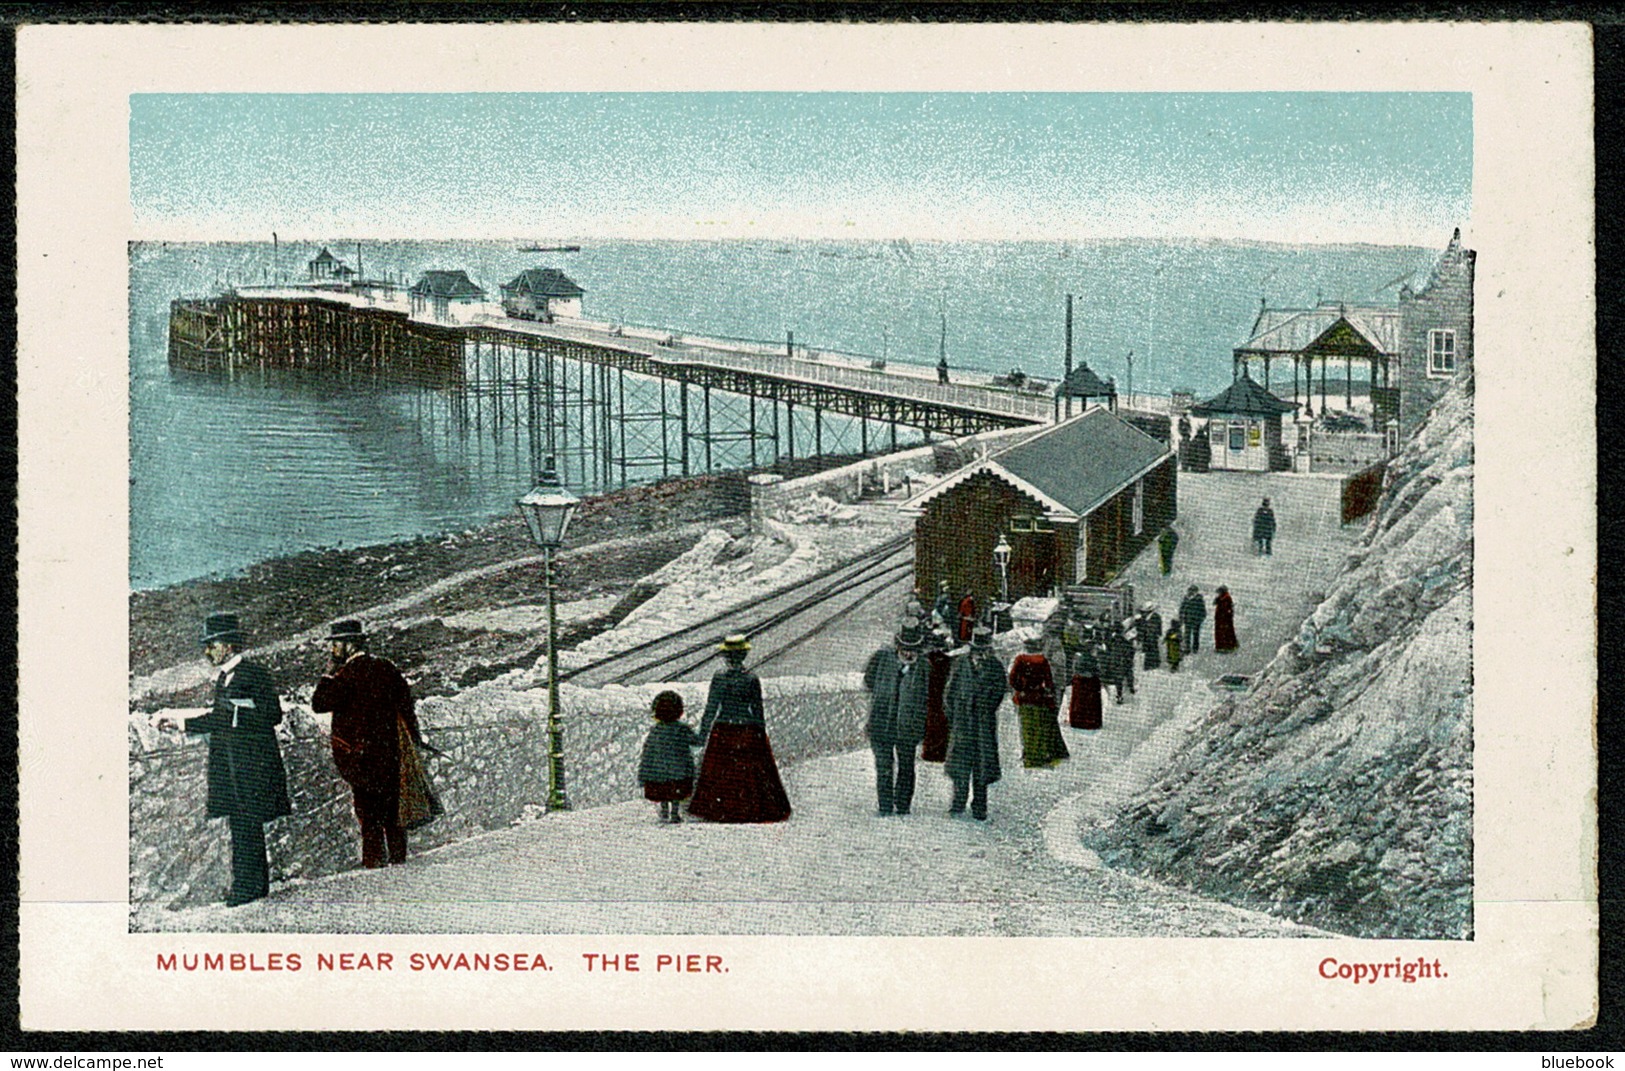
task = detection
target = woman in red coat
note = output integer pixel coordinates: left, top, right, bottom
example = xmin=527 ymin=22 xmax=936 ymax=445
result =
xmin=1008 ymin=632 xmax=1070 ymax=768
xmin=1213 ymin=586 xmax=1239 ymax=653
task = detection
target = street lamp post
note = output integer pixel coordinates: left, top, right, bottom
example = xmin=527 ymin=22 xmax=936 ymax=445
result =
xmin=517 ymin=457 xmax=580 ymax=812
xmin=993 ymin=534 xmax=1012 ymax=605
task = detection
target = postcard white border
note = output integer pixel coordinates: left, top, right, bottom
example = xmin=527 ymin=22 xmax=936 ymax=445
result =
xmin=16 ymin=21 xmax=1597 ymax=1031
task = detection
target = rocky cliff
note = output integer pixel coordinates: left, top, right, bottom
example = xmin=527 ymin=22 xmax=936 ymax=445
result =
xmin=1093 ymin=373 xmax=1473 ymax=939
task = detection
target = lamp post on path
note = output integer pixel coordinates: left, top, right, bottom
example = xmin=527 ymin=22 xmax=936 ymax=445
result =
xmin=518 ymin=456 xmax=580 ymax=812
xmin=992 ymin=534 xmax=1014 ymax=634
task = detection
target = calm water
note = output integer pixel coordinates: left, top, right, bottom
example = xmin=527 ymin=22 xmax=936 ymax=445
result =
xmin=130 ymin=238 xmax=1440 ymax=589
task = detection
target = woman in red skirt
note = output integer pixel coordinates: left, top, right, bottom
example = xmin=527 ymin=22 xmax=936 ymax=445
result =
xmin=920 ymin=627 xmax=952 ymax=763
xmin=1067 ymin=634 xmax=1104 ymax=730
xmin=689 ymin=634 xmax=792 ymax=823
xmin=1214 ymin=586 xmax=1239 ymax=653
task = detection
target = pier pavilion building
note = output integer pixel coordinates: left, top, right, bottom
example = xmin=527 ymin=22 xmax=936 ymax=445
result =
xmin=409 ymin=270 xmax=488 ymax=324
xmin=501 ymin=268 xmax=585 ymax=322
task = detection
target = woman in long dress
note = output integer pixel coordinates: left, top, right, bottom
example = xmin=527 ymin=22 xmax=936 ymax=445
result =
xmin=1214 ymin=586 xmax=1239 ymax=653
xmin=689 ymin=634 xmax=792 ymax=823
xmin=1066 ymin=633 xmax=1103 ymax=730
xmin=1008 ymin=632 xmax=1070 ymax=768
xmin=920 ymin=631 xmax=952 ymax=764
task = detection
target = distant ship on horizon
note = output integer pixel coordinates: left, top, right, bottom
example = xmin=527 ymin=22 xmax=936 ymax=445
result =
xmin=519 ymin=243 xmax=582 ymax=253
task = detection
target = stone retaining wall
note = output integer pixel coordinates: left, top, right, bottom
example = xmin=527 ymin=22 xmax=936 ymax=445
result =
xmin=130 ymin=676 xmax=866 ymax=914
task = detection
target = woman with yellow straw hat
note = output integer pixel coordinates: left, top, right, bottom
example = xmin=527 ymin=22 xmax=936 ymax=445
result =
xmin=689 ymin=634 xmax=792 ymax=822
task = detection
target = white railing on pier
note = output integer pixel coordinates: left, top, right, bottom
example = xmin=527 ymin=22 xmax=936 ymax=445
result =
xmin=229 ymin=285 xmax=1056 ymax=424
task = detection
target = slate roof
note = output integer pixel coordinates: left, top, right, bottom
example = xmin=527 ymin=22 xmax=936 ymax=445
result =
xmin=503 ymin=268 xmax=585 ymax=298
xmin=901 ymin=407 xmax=1171 ymax=521
xmin=309 ymin=247 xmax=338 ymax=265
xmin=410 ymin=270 xmax=486 ymax=300
xmin=1234 ymin=303 xmax=1399 ymax=357
xmin=1055 ymin=362 xmax=1116 ymax=399
xmin=1189 ymin=371 xmax=1296 ymax=417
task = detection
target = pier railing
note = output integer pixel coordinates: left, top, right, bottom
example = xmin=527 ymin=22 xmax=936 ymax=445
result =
xmin=214 ymin=284 xmax=1058 ymax=425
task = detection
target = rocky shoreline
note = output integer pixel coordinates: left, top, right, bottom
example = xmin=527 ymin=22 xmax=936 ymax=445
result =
xmin=129 ymin=472 xmax=753 ymax=710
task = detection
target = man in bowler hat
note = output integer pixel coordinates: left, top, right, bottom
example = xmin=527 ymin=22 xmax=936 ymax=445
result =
xmin=312 ymin=619 xmax=425 ymax=868
xmin=862 ymin=620 xmax=932 ymax=816
xmin=161 ymin=613 xmax=291 ymax=906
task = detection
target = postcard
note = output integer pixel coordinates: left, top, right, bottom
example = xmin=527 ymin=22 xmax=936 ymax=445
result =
xmin=16 ymin=21 xmax=1595 ymax=1031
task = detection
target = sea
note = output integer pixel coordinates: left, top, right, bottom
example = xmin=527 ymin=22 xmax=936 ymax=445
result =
xmin=129 ymin=237 xmax=1441 ymax=590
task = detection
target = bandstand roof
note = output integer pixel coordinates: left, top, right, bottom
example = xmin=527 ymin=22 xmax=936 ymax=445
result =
xmin=1235 ymin=303 xmax=1399 ymax=358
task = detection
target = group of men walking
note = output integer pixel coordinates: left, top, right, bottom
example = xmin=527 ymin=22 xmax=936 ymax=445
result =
xmin=864 ymin=618 xmax=1004 ymax=821
xmin=157 ymin=612 xmax=431 ymax=907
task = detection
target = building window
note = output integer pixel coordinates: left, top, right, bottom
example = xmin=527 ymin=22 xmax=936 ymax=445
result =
xmin=1132 ymin=479 xmax=1144 ymax=536
xmin=1009 ymin=515 xmax=1052 ymax=533
xmin=1428 ymin=329 xmax=1457 ymax=378
xmin=1229 ymin=423 xmax=1246 ymax=452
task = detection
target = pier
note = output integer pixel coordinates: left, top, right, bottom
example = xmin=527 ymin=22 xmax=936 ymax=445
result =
xmin=169 ymin=282 xmax=1056 ymax=491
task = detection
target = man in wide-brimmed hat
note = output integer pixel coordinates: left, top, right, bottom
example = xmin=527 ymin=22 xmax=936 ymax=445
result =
xmin=861 ymin=619 xmax=932 ymax=816
xmin=160 ymin=612 xmax=291 ymax=906
xmin=311 ymin=619 xmax=426 ymax=868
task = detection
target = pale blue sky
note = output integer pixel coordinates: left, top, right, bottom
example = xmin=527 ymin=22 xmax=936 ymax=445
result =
xmin=130 ymin=93 xmax=1471 ymax=242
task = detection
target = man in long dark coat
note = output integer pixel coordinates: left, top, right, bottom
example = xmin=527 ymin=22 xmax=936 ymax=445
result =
xmin=312 ymin=619 xmax=424 ymax=869
xmin=1103 ymin=623 xmax=1137 ymax=704
xmin=1179 ymin=586 xmax=1207 ymax=654
xmin=1252 ymin=497 xmax=1278 ymax=556
xmin=944 ymin=626 xmax=1003 ymax=821
xmin=167 ymin=612 xmax=292 ymax=907
xmin=1139 ymin=608 xmax=1163 ymax=670
xmin=863 ymin=621 xmax=932 ymax=816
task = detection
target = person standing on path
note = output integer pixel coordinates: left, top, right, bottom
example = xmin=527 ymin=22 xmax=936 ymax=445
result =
xmin=1252 ymin=498 xmax=1277 ymax=556
xmin=1103 ymin=622 xmax=1137 ymax=704
xmin=1009 ymin=631 xmax=1070 ymax=768
xmin=920 ymin=624 xmax=953 ymax=764
xmin=638 ymin=691 xmax=699 ymax=824
xmin=691 ymin=635 xmax=792 ymax=823
xmin=159 ymin=612 xmax=291 ymax=907
xmin=1158 ymin=526 xmax=1180 ymax=575
xmin=957 ymin=590 xmax=978 ymax=644
xmin=943 ymin=626 xmax=1004 ymax=821
xmin=863 ymin=622 xmax=933 ymax=816
xmin=1164 ymin=623 xmax=1183 ymax=673
xmin=1139 ymin=608 xmax=1163 ymax=671
xmin=1066 ymin=629 xmax=1103 ymax=731
xmin=1179 ymin=586 xmax=1207 ymax=654
xmin=1214 ymin=586 xmax=1240 ymax=653
xmin=933 ymin=581 xmax=956 ymax=633
xmin=312 ymin=619 xmax=426 ymax=869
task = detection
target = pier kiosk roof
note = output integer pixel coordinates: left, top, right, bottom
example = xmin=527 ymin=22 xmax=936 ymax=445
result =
xmin=410 ymin=270 xmax=486 ymax=299
xmin=503 ymin=268 xmax=584 ymax=298
xmin=1190 ymin=370 xmax=1296 ymax=417
xmin=1054 ymin=363 xmax=1117 ymax=402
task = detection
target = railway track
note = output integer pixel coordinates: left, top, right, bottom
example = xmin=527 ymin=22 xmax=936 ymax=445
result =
xmin=562 ymin=535 xmax=914 ymax=687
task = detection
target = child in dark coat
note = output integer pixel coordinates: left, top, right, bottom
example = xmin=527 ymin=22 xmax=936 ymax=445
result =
xmin=639 ymin=690 xmax=699 ymax=824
